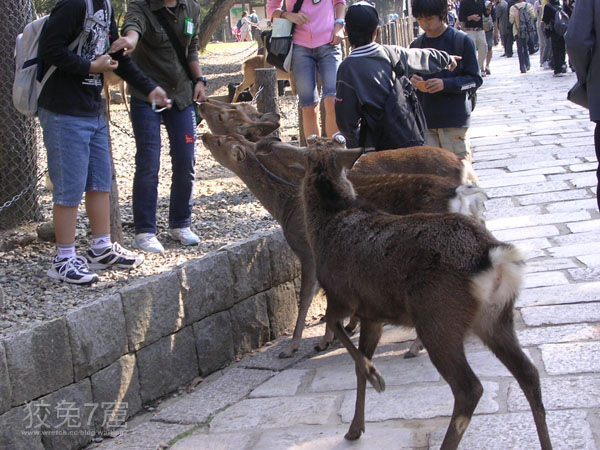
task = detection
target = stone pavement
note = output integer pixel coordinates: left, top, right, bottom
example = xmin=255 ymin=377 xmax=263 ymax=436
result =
xmin=89 ymin=46 xmax=600 ymax=450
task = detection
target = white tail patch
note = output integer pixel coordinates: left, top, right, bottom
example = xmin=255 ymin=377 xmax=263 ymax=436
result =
xmin=449 ymin=184 xmax=488 ymax=224
xmin=471 ymin=245 xmax=525 ymax=334
xmin=461 ymin=160 xmax=479 ymax=184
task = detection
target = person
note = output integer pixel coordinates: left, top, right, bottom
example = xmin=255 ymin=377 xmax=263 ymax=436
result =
xmin=410 ymin=0 xmax=483 ymax=164
xmin=509 ymin=0 xmax=536 ymax=73
xmin=495 ymin=0 xmax=510 ymax=54
xmin=110 ymin=0 xmax=207 ymax=253
xmin=542 ymin=0 xmax=567 ymax=76
xmin=483 ymin=0 xmax=495 ymax=74
xmin=248 ymin=9 xmax=262 ymax=41
xmin=239 ymin=11 xmax=253 ymax=41
xmin=37 ymin=0 xmax=170 ymax=284
xmin=267 ymin=0 xmax=346 ymax=139
xmin=458 ymin=0 xmax=489 ymax=75
xmin=535 ymin=0 xmax=551 ymax=68
xmin=335 ymin=1 xmax=459 ymax=149
xmin=565 ymin=0 xmax=599 ymax=210
xmin=448 ymin=0 xmax=459 ymax=27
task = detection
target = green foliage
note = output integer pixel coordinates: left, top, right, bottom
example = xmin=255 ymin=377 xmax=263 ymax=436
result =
xmin=32 ymin=0 xmax=128 ymax=25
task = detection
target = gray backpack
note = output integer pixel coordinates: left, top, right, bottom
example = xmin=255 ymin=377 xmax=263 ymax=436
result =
xmin=12 ymin=0 xmax=112 ymax=117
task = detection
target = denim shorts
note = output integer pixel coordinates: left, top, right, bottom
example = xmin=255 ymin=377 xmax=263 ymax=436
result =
xmin=291 ymin=43 xmax=342 ymax=108
xmin=38 ymin=108 xmax=111 ymax=207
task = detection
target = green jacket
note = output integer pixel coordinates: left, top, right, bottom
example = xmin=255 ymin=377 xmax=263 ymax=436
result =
xmin=122 ymin=0 xmax=201 ymax=109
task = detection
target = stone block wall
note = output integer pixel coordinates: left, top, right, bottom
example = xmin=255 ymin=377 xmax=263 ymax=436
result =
xmin=0 ymin=229 xmax=313 ymax=450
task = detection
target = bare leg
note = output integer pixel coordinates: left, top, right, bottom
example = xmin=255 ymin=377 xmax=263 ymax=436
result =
xmin=53 ymin=204 xmax=78 ymax=245
xmin=85 ymin=191 xmax=110 ymax=235
xmin=323 ymin=96 xmax=339 ymax=137
xmin=302 ymin=104 xmax=319 ymax=138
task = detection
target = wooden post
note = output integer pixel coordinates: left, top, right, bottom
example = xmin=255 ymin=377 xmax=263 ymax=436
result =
xmin=102 ymin=98 xmax=124 ymax=244
xmin=255 ymin=67 xmax=280 ymax=138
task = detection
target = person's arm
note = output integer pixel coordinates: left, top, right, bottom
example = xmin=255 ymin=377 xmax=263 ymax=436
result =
xmin=564 ymin=0 xmax=594 ymax=84
xmin=186 ymin=11 xmax=206 ymax=102
xmin=330 ymin=0 xmax=346 ymax=45
xmin=110 ymin=1 xmax=147 ymax=55
xmin=335 ymin=75 xmax=362 ymax=148
xmin=438 ymin=36 xmax=483 ymax=93
xmin=392 ymin=46 xmax=454 ymax=77
xmin=268 ymin=0 xmax=310 ymax=24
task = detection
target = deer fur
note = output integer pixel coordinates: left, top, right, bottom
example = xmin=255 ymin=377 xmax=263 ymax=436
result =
xmin=287 ymin=140 xmax=551 ymax=449
xmin=201 ymin=133 xmax=487 ymax=359
xmin=233 ymin=54 xmax=295 ymax=103
xmin=103 ymin=71 xmax=129 ymax=122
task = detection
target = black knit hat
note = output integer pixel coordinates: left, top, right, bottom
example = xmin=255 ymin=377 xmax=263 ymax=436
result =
xmin=346 ymin=1 xmax=380 ymax=34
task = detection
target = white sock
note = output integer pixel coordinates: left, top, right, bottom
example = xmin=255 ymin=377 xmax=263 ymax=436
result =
xmin=56 ymin=245 xmax=76 ymax=260
xmin=91 ymin=234 xmax=112 ymax=252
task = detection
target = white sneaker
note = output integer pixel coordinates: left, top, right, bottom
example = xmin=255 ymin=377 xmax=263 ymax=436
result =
xmin=168 ymin=227 xmax=200 ymax=246
xmin=133 ymin=233 xmax=165 ymax=253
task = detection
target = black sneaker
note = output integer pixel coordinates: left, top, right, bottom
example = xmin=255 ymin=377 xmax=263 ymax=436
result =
xmin=47 ymin=256 xmax=99 ymax=285
xmin=86 ymin=242 xmax=145 ymax=270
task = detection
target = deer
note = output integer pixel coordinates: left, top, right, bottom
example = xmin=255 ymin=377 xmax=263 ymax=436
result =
xmin=232 ymin=54 xmax=295 ymax=103
xmin=280 ymin=139 xmax=552 ymax=449
xmin=103 ymin=71 xmax=129 ymax=122
xmin=201 ymin=133 xmax=487 ymax=359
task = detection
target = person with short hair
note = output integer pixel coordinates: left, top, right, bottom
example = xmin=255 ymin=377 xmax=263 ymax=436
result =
xmin=510 ymin=0 xmax=536 ymax=73
xmin=410 ymin=0 xmax=483 ymax=164
xmin=458 ymin=0 xmax=489 ymax=75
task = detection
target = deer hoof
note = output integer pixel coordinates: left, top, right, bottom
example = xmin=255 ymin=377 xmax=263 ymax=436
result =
xmin=367 ymin=367 xmax=386 ymax=393
xmin=344 ymin=323 xmax=359 ymax=336
xmin=314 ymin=342 xmax=329 ymax=352
xmin=344 ymin=425 xmax=364 ymax=440
xmin=278 ymin=348 xmax=297 ymax=359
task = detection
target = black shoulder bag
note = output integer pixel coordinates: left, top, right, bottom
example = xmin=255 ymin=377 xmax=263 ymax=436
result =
xmin=264 ymin=0 xmax=304 ymax=72
xmin=359 ymin=46 xmax=427 ymax=151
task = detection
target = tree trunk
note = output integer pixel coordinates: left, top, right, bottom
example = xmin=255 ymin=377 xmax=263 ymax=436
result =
xmin=102 ymin=99 xmax=123 ymax=244
xmin=0 ymin=0 xmax=41 ymax=230
xmin=197 ymin=0 xmax=239 ymax=50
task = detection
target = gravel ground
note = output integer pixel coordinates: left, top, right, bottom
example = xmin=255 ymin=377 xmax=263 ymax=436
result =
xmin=0 ymin=43 xmax=300 ymax=338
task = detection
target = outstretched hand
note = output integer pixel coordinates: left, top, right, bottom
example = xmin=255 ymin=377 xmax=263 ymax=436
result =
xmin=447 ymin=55 xmax=461 ymax=71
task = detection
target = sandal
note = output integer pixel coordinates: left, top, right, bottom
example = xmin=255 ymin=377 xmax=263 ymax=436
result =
xmin=485 ymin=67 xmax=491 ymax=75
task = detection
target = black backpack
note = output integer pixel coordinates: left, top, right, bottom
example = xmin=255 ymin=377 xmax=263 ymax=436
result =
xmin=358 ymin=46 xmax=427 ymax=151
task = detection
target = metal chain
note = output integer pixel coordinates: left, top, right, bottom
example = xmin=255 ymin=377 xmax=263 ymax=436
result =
xmin=202 ymin=42 xmax=258 ymax=57
xmin=109 ymin=119 xmax=136 ymax=139
xmin=250 ymin=85 xmax=264 ymax=105
xmin=0 ymin=169 xmax=48 ymax=213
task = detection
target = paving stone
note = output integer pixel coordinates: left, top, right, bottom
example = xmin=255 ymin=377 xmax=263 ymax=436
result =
xmin=152 ymin=367 xmax=274 ymax=424
xmin=5 ymin=318 xmax=72 ymax=406
xmin=479 ymin=174 xmax=547 ymax=189
xmin=508 ymin=375 xmax=600 ymax=411
xmin=552 ymin=229 xmax=600 ymax=245
xmin=136 ymin=326 xmax=199 ymax=403
xmin=0 ymin=342 xmax=11 ymax=414
xmin=210 ymin=394 xmax=339 ymax=432
xmin=518 ymin=282 xmax=600 ymax=307
xmin=521 ymin=303 xmax=600 ymax=326
xmin=525 ymin=257 xmax=578 ymax=273
xmin=540 ymin=342 xmax=600 ymax=375
xmin=90 ymin=354 xmax=142 ymax=426
xmin=484 ymin=204 xmax=543 ymax=220
xmin=517 ymin=189 xmax=590 ymax=206
xmin=492 ymin=225 xmax=560 ymax=242
xmin=339 ymin=381 xmax=499 ymax=422
xmin=38 ymin=378 xmax=95 ymax=450
xmin=487 ymin=211 xmax=591 ymax=232
xmin=265 ymin=281 xmax=298 ymax=339
xmin=549 ymin=172 xmax=597 ymax=188
xmin=222 ymin=234 xmax=272 ymax=302
xmin=121 ymin=271 xmax=184 ymax=352
xmin=577 ymin=254 xmax=600 ymax=267
xmin=0 ymin=405 xmax=45 ymax=450
xmin=95 ymin=421 xmax=192 ymax=450
xmin=230 ymin=292 xmax=270 ymax=356
xmin=254 ymin=424 xmax=426 ymax=449
xmin=177 ymin=251 xmax=235 ymax=325
xmin=517 ymin=323 xmax=600 ymax=347
xmin=569 ymin=266 xmax=600 ymax=282
xmin=250 ymin=369 xmax=307 ymax=398
xmin=429 ymin=410 xmax=593 ymax=450
xmin=267 ymin=229 xmax=300 ymax=286
xmin=170 ymin=430 xmax=256 ymax=450
xmin=485 ymin=180 xmax=570 ymax=198
xmin=192 ymin=311 xmax=234 ymax=376
xmin=571 ymin=162 xmax=598 ymax=172
xmin=546 ymin=199 xmax=598 ymax=213
xmin=66 ymin=294 xmax=128 ymax=381
xmin=567 ymin=219 xmax=600 ymax=233
xmin=523 ymin=271 xmax=569 ymax=288
xmin=507 ymin=158 xmax=582 ymax=173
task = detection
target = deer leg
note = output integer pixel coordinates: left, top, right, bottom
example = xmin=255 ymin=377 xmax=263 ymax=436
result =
xmin=404 ymin=337 xmax=424 ymax=359
xmin=233 ymin=76 xmax=253 ymax=102
xmin=328 ymin=318 xmax=385 ymax=393
xmin=417 ymin=322 xmax=483 ymax=450
xmin=344 ymin=315 xmax=360 ymax=335
xmin=279 ymin=261 xmax=319 ymax=358
xmin=346 ymin=319 xmax=383 ymax=441
xmin=476 ymin=312 xmax=552 ymax=450
xmin=316 ymin=321 xmax=335 ymax=352
xmin=120 ymin=81 xmax=130 ymax=117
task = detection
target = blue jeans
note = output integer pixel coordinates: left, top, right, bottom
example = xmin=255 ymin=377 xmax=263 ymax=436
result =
xmin=38 ymin=108 xmax=111 ymax=207
xmin=291 ymin=43 xmax=342 ymax=108
xmin=130 ymin=97 xmax=196 ymax=234
xmin=516 ymin=36 xmax=531 ymax=73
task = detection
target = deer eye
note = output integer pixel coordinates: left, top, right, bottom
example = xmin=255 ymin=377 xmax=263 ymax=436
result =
xmin=218 ymin=114 xmax=223 ymax=122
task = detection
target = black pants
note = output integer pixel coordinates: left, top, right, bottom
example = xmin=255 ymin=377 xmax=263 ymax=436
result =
xmin=503 ymin=30 xmax=514 ymax=56
xmin=596 ymin=122 xmax=600 ymax=211
xmin=550 ymin=34 xmax=566 ymax=74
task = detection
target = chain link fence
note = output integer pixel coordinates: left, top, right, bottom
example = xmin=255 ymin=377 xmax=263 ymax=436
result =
xmin=0 ymin=0 xmax=43 ymax=230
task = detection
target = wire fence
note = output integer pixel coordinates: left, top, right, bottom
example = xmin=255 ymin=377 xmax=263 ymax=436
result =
xmin=0 ymin=0 xmax=42 ymax=230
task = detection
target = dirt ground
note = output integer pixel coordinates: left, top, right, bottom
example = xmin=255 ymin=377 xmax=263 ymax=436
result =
xmin=0 ymin=42 xmax=301 ymax=337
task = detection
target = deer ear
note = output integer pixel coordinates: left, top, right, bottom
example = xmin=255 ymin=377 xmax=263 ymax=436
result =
xmin=243 ymin=122 xmax=279 ymax=140
xmin=231 ymin=145 xmax=246 ymax=161
xmin=335 ymin=148 xmax=363 ymax=170
xmin=257 ymin=112 xmax=280 ymax=124
xmin=255 ymin=136 xmax=282 ymax=155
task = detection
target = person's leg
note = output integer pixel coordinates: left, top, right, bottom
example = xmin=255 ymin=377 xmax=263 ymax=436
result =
xmin=557 ymin=36 xmax=566 ymax=72
xmin=516 ymin=37 xmax=527 ymax=72
xmin=473 ymin=31 xmax=488 ymax=71
xmin=438 ymin=127 xmax=470 ymax=163
xmin=130 ymin=96 xmax=163 ymax=235
xmin=504 ymin=29 xmax=514 ymax=57
xmin=316 ymin=43 xmax=343 ymax=137
xmin=425 ymin=129 xmax=442 ymax=148
xmin=162 ymin=104 xmax=197 ymax=231
xmin=595 ymin=122 xmax=600 ymax=211
xmin=485 ymin=30 xmax=493 ymax=73
xmin=524 ymin=35 xmax=531 ymax=70
xmin=291 ymin=44 xmax=319 ymax=138
xmin=550 ymin=35 xmax=561 ymax=74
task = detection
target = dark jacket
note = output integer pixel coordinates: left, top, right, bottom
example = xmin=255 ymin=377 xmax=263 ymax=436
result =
xmin=121 ymin=0 xmax=201 ymax=109
xmin=38 ymin=0 xmax=156 ymax=117
xmin=565 ymin=0 xmax=600 ymax=121
xmin=459 ymin=0 xmax=486 ymax=28
xmin=335 ymin=42 xmax=451 ymax=148
xmin=410 ymin=27 xmax=483 ymax=128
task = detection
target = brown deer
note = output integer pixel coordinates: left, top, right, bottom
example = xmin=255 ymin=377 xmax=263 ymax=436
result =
xmin=232 ymin=54 xmax=295 ymax=103
xmin=201 ymin=133 xmax=487 ymax=359
xmin=103 ymin=71 xmax=129 ymax=121
xmin=285 ymin=139 xmax=551 ymax=449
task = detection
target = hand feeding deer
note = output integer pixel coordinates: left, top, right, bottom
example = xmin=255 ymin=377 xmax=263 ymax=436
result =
xmin=201 ymin=133 xmax=487 ymax=359
xmin=284 ymin=139 xmax=551 ymax=449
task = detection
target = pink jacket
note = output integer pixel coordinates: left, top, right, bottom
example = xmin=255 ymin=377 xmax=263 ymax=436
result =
xmin=267 ymin=0 xmax=346 ymax=49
